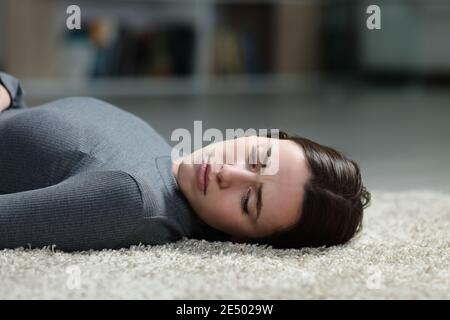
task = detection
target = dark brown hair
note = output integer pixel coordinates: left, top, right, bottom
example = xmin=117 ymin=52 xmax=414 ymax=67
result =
xmin=249 ymin=131 xmax=371 ymax=249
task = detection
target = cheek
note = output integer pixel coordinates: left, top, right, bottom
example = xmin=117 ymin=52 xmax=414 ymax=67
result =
xmin=201 ymin=193 xmax=241 ymax=225
xmin=208 ymin=139 xmax=246 ymax=165
xmin=205 ymin=193 xmax=236 ymax=216
xmin=203 ymin=141 xmax=225 ymax=163
xmin=178 ymin=163 xmax=194 ymax=194
xmin=224 ymin=139 xmax=248 ymax=164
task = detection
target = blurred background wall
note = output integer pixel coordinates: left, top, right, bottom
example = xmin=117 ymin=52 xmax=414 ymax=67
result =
xmin=1 ymin=0 xmax=449 ymax=192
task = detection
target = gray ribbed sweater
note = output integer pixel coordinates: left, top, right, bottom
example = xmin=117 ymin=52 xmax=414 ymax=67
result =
xmin=0 ymin=72 xmax=229 ymax=252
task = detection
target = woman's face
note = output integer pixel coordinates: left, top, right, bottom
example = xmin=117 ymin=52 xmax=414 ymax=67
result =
xmin=172 ymin=136 xmax=311 ymax=242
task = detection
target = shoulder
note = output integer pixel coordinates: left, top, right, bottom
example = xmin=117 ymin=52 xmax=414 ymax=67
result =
xmin=44 ymin=96 xmax=116 ymax=110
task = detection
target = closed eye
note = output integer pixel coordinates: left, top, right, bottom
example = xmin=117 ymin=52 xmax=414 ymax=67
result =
xmin=241 ymin=187 xmax=251 ymax=215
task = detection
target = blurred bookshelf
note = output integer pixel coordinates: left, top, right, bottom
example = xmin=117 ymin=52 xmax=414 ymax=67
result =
xmin=0 ymin=0 xmax=322 ymax=98
xmin=2 ymin=0 xmax=450 ymax=98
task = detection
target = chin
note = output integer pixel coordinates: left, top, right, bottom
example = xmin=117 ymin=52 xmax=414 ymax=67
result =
xmin=176 ymin=163 xmax=190 ymax=194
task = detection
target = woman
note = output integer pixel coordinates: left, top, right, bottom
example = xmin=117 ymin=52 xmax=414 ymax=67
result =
xmin=0 ymin=72 xmax=370 ymax=252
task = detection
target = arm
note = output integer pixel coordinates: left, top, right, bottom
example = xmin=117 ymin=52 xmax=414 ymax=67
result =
xmin=0 ymin=72 xmax=28 ymax=112
xmin=0 ymin=170 xmax=144 ymax=252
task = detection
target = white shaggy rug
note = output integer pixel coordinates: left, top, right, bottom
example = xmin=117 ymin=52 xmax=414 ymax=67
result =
xmin=1 ymin=190 xmax=449 ymax=299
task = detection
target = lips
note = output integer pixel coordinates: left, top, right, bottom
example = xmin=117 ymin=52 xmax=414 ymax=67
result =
xmin=196 ymin=161 xmax=210 ymax=195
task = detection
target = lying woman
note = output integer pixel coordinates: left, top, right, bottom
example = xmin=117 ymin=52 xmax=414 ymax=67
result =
xmin=0 ymin=72 xmax=370 ymax=252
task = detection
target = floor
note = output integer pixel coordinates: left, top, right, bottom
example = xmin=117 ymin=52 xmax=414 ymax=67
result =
xmin=29 ymin=84 xmax=450 ymax=193
xmin=6 ymin=87 xmax=448 ymax=299
xmin=1 ymin=190 xmax=449 ymax=299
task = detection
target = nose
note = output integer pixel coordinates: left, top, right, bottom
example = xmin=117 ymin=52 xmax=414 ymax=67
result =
xmin=215 ymin=164 xmax=257 ymax=189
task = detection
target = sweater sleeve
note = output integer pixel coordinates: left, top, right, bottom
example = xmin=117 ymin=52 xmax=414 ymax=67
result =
xmin=0 ymin=170 xmax=145 ymax=252
xmin=0 ymin=72 xmax=28 ymax=110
